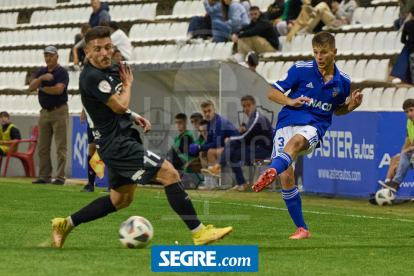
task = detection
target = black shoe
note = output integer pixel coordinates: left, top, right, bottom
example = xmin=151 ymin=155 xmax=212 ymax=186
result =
xmin=52 ymin=180 xmax=65 ymax=185
xmin=32 ymin=179 xmax=50 ymax=184
xmin=378 ymin=180 xmax=400 ymax=193
xmin=100 ymin=188 xmax=111 ymax=193
xmin=81 ymin=183 xmax=94 ymax=192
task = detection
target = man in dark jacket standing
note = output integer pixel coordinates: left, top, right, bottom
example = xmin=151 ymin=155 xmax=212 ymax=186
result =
xmin=228 ymin=6 xmax=279 ymax=63
xmin=89 ymin=0 xmax=110 ymax=28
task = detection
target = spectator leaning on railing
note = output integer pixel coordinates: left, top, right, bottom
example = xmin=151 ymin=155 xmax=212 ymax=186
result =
xmin=0 ymin=111 xmax=21 ymax=156
xmin=330 ymin=0 xmax=358 ymax=28
xmin=28 ymin=46 xmax=69 ymax=186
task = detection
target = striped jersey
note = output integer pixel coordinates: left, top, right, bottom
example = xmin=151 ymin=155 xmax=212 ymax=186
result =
xmin=272 ymin=60 xmax=351 ymax=139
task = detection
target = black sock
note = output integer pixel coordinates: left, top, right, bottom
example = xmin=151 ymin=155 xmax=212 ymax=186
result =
xmin=165 ymin=182 xmax=201 ymax=231
xmin=71 ymin=195 xmax=117 ymax=226
xmin=88 ymin=155 xmax=96 ymax=186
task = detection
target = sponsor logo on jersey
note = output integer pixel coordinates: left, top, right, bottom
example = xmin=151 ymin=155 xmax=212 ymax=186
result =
xmin=92 ymin=130 xmax=101 ymax=140
xmin=332 ymin=87 xmax=340 ymax=97
xmin=98 ymin=80 xmax=111 ymax=93
xmin=306 ymin=82 xmax=314 ymax=88
xmin=301 ymin=95 xmax=332 ymax=111
xmin=132 ymin=169 xmax=145 ymax=181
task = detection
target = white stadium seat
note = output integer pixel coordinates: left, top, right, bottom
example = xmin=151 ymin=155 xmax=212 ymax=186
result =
xmin=393 ymin=88 xmax=408 ymax=111
xmin=352 ymin=60 xmax=368 ymax=83
xmin=370 ymin=87 xmax=384 ymax=111
xmin=358 ymin=88 xmax=373 ymax=111
xmin=380 ymin=88 xmax=396 ymax=110
xmin=343 ymin=60 xmax=356 ymax=79
xmin=406 ymin=87 xmax=414 ymax=100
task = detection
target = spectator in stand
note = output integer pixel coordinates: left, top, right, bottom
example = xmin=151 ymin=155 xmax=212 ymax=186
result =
xmin=100 ymin=21 xmax=132 ymax=60
xmin=329 ymin=0 xmax=358 ymax=28
xmin=72 ymin=24 xmax=91 ymax=66
xmin=28 ymin=46 xmax=69 ymax=185
xmin=241 ymin=0 xmax=252 ymax=19
xmin=212 ymin=0 xmax=250 ymax=42
xmin=394 ymin=0 xmax=414 ymax=31
xmin=89 ymin=0 xmax=110 ymax=28
xmin=185 ymin=0 xmax=222 ymax=43
xmin=266 ymin=0 xmax=285 ymax=32
xmin=276 ymin=0 xmax=302 ymax=36
xmin=228 ymin=6 xmax=279 ymax=62
xmin=189 ymin=100 xmax=239 ymax=170
xmin=0 ymin=111 xmax=21 ymax=156
xmin=402 ymin=7 xmax=414 ymax=86
xmin=112 ymin=49 xmax=122 ymax=63
xmin=167 ymin=113 xmax=195 ymax=171
xmin=246 ymin=51 xmax=259 ymax=72
xmin=287 ymin=0 xmax=335 ymax=39
xmin=201 ymin=95 xmax=273 ymax=191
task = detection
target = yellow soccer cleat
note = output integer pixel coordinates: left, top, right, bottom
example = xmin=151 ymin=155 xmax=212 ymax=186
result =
xmin=51 ymin=217 xmax=73 ymax=248
xmin=193 ymin=225 xmax=233 ymax=245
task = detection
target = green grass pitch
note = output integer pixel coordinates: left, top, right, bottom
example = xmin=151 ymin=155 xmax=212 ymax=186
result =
xmin=1 ymin=178 xmax=414 ymax=276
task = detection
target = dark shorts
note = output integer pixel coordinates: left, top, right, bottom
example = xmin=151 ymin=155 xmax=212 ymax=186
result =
xmin=98 ymin=134 xmax=164 ymax=190
xmin=87 ymin=125 xmax=94 ymax=144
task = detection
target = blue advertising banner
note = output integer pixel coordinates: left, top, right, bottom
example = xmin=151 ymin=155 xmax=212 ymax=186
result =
xmin=151 ymin=245 xmax=258 ymax=272
xmin=71 ymin=116 xmax=108 ymax=187
xmin=303 ymin=111 xmax=414 ymax=198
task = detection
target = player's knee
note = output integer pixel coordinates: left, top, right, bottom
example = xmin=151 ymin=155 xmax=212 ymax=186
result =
xmin=113 ymin=197 xmax=133 ymax=210
xmin=207 ymin=149 xmax=215 ymax=159
xmin=280 ymin=170 xmax=294 ymax=183
xmin=391 ymin=155 xmax=399 ymax=162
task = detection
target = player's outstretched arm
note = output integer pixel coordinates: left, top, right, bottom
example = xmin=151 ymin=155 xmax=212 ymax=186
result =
xmin=267 ymin=87 xmax=310 ymax=107
xmin=334 ymin=89 xmax=363 ymax=116
xmin=106 ymin=62 xmax=133 ymax=114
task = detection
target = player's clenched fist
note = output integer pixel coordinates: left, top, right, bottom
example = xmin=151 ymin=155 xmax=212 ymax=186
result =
xmin=135 ymin=116 xmax=151 ymax=133
xmin=117 ymin=61 xmax=133 ymax=86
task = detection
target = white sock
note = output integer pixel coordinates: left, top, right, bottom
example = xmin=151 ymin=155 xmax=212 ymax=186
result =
xmin=385 ymin=178 xmax=390 ymax=182
xmin=69 ymin=216 xmax=75 ymax=227
xmin=191 ymin=223 xmax=203 ymax=233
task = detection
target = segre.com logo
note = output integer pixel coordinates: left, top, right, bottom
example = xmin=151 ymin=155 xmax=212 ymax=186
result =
xmin=151 ymin=245 xmax=258 ymax=272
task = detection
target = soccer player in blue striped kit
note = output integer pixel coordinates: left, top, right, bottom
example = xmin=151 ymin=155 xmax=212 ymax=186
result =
xmin=253 ymin=32 xmax=363 ymax=239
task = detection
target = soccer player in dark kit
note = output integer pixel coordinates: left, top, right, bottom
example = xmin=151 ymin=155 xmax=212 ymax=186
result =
xmin=51 ymin=26 xmax=232 ymax=248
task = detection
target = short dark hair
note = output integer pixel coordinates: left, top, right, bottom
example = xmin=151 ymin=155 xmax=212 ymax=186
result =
xmin=199 ymin=120 xmax=208 ymax=127
xmin=241 ymin=95 xmax=256 ymax=104
xmin=0 ymin=111 xmax=10 ymax=118
xmin=201 ymin=100 xmax=214 ymax=109
xmin=247 ymin=52 xmax=259 ymax=67
xmin=190 ymin=113 xmax=203 ymax=119
xmin=175 ymin=113 xmax=187 ymax=121
xmin=113 ymin=49 xmax=121 ymax=55
xmin=403 ymin=99 xmax=414 ymax=110
xmin=108 ymin=21 xmax=119 ymax=31
xmin=250 ymin=6 xmax=260 ymax=11
xmin=312 ymin=31 xmax=335 ymax=49
xmin=81 ymin=23 xmax=91 ymax=34
xmin=85 ymin=26 xmax=111 ymax=45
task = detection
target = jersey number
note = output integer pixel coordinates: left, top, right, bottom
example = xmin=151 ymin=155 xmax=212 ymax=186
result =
xmin=143 ymin=150 xmax=161 ymax=167
xmin=278 ymin=137 xmax=285 ymax=147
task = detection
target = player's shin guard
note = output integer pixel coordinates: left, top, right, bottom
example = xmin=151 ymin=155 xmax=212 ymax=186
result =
xmin=88 ymin=155 xmax=96 ymax=186
xmin=165 ymin=182 xmax=202 ymax=231
xmin=268 ymin=152 xmax=292 ymax=175
xmin=282 ymin=187 xmax=308 ymax=230
xmin=70 ymin=195 xmax=117 ymax=226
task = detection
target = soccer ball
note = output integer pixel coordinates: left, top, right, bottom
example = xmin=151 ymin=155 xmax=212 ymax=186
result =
xmin=119 ymin=216 xmax=154 ymax=248
xmin=375 ymin=188 xmax=395 ymax=206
